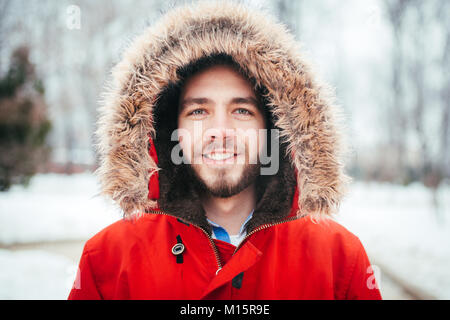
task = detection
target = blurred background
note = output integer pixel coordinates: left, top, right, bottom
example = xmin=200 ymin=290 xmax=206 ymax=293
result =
xmin=0 ymin=0 xmax=448 ymax=300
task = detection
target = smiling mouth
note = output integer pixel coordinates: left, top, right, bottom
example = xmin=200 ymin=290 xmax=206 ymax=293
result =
xmin=203 ymin=152 xmax=236 ymax=161
xmin=201 ymin=150 xmax=241 ymax=165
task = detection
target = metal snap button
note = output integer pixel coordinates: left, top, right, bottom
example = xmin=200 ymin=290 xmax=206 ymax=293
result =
xmin=172 ymin=243 xmax=185 ymax=255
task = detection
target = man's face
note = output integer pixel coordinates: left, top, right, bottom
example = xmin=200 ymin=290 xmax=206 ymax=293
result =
xmin=177 ymin=65 xmax=266 ymax=198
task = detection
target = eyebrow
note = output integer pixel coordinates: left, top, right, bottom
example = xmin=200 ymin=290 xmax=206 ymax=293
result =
xmin=179 ymin=96 xmax=259 ymax=112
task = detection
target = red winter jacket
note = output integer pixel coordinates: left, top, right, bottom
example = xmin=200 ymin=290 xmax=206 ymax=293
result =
xmin=69 ymin=1 xmax=382 ymax=300
xmin=68 ymin=208 xmax=381 ymax=300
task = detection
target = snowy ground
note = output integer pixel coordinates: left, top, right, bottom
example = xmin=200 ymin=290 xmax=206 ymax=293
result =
xmin=0 ymin=173 xmax=121 ymax=245
xmin=336 ymin=180 xmax=450 ymax=299
xmin=0 ymin=173 xmax=121 ymax=299
xmin=0 ymin=249 xmax=78 ymax=299
xmin=0 ymin=173 xmax=449 ymax=299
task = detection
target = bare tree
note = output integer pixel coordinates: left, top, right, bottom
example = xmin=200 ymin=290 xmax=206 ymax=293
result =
xmin=436 ymin=0 xmax=450 ymax=180
xmin=272 ymin=0 xmax=302 ymax=36
xmin=409 ymin=0 xmax=430 ymax=176
xmin=0 ymin=0 xmax=12 ymax=74
xmin=383 ymin=0 xmax=412 ymax=183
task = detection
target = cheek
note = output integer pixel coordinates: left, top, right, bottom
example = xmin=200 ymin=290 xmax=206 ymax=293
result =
xmin=178 ymin=136 xmax=191 ymax=161
xmin=177 ymin=126 xmax=204 ymax=161
xmin=177 ymin=121 xmax=193 ymax=160
xmin=239 ymin=127 xmax=266 ymax=159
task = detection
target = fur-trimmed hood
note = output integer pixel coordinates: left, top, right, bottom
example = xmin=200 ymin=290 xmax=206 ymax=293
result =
xmin=95 ymin=0 xmax=351 ymax=231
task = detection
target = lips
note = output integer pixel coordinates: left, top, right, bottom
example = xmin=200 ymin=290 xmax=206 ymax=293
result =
xmin=202 ymin=150 xmax=239 ymax=164
xmin=203 ymin=152 xmax=236 ymax=161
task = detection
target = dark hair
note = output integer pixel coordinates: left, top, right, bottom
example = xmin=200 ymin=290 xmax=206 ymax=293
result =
xmin=177 ymin=52 xmax=240 ymax=79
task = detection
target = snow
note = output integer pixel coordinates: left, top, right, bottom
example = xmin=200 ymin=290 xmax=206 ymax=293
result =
xmin=0 ymin=173 xmax=121 ymax=299
xmin=336 ymin=181 xmax=450 ymax=299
xmin=0 ymin=173 xmax=449 ymax=299
xmin=0 ymin=249 xmax=77 ymax=300
xmin=0 ymin=173 xmax=121 ymax=245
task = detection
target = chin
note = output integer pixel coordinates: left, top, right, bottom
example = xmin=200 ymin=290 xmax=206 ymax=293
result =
xmin=196 ymin=164 xmax=258 ymax=198
xmin=201 ymin=170 xmax=241 ymax=190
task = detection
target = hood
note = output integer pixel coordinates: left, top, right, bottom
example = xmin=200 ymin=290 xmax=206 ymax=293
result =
xmin=95 ymin=0 xmax=351 ymax=232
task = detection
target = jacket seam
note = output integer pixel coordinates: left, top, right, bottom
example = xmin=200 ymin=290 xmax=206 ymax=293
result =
xmin=84 ymin=248 xmax=104 ymax=299
xmin=343 ymin=239 xmax=362 ymax=300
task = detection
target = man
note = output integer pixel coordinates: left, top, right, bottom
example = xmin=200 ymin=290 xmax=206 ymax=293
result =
xmin=69 ymin=1 xmax=382 ymax=300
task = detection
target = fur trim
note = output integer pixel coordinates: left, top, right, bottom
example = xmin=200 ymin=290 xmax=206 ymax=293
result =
xmin=95 ymin=0 xmax=351 ymax=223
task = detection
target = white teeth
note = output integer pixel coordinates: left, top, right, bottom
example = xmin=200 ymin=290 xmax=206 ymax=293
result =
xmin=204 ymin=153 xmax=235 ymax=161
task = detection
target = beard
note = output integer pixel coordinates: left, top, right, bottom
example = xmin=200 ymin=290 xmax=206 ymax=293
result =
xmin=186 ymin=162 xmax=261 ymax=198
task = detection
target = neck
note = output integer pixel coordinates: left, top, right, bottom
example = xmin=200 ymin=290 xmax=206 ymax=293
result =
xmin=202 ymin=184 xmax=256 ymax=236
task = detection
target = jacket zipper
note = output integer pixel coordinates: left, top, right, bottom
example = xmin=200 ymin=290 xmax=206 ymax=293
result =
xmin=232 ymin=214 xmax=303 ymax=255
xmin=146 ymin=209 xmax=304 ymax=274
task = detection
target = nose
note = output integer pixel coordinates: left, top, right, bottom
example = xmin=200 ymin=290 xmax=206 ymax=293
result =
xmin=203 ymin=109 xmax=236 ymax=144
xmin=205 ymin=112 xmax=235 ymax=141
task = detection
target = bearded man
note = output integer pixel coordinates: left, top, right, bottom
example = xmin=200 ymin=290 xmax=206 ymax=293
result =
xmin=69 ymin=1 xmax=382 ymax=300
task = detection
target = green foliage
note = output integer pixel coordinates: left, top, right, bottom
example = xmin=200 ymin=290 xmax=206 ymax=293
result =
xmin=0 ymin=46 xmax=52 ymax=191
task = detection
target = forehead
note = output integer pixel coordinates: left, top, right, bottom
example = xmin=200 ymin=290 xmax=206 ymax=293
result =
xmin=179 ymin=65 xmax=256 ymax=101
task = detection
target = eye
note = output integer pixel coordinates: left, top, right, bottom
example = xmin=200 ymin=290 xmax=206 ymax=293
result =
xmin=234 ymin=108 xmax=253 ymax=116
xmin=187 ymin=108 xmax=206 ymax=116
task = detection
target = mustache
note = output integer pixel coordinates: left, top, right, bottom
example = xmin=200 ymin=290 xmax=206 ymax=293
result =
xmin=200 ymin=138 xmax=246 ymax=155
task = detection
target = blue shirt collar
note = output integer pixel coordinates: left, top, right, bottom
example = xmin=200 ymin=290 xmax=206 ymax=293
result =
xmin=207 ymin=209 xmax=254 ymax=242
